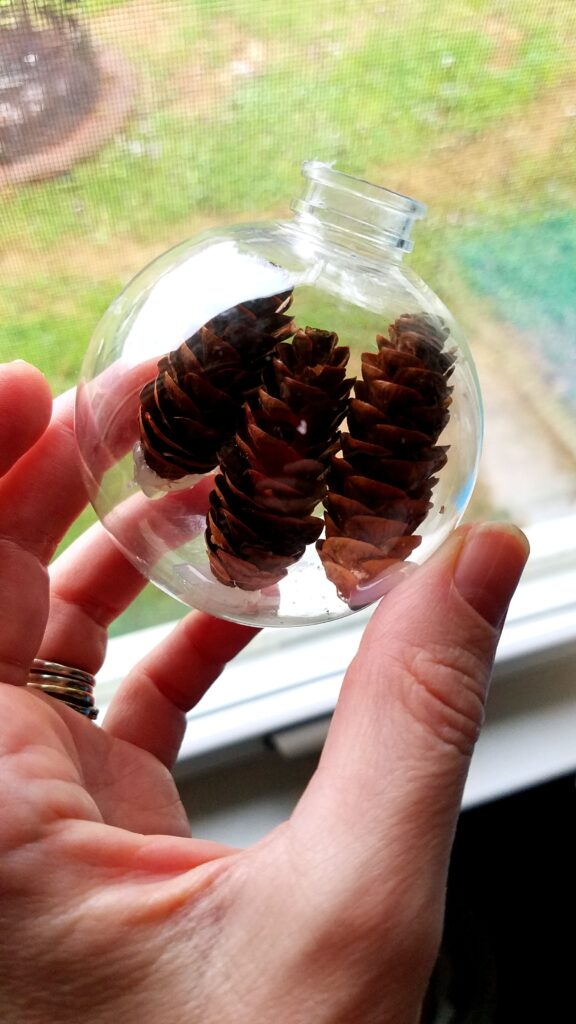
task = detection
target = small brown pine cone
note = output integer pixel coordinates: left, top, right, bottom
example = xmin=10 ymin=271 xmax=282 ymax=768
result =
xmin=318 ymin=313 xmax=455 ymax=600
xmin=138 ymin=290 xmax=294 ymax=480
xmin=206 ymin=327 xmax=355 ymax=590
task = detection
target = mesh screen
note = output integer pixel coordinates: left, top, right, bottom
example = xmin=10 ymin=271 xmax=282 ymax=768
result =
xmin=1 ymin=0 xmax=575 ymax=629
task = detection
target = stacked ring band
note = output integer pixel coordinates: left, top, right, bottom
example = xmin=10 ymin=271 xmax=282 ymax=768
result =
xmin=27 ymin=659 xmax=99 ymax=720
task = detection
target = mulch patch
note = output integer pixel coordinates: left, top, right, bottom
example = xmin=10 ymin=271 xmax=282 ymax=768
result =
xmin=0 ymin=23 xmax=135 ymax=188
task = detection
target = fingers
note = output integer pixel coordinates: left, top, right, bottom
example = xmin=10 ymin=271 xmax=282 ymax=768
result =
xmin=103 ymin=613 xmax=259 ymax=768
xmin=0 ymin=367 xmax=90 ymax=684
xmin=0 ymin=356 xmax=173 ymax=685
xmin=39 ymin=472 xmax=216 ymax=676
xmin=3 ymin=350 xmax=235 ymax=723
xmin=292 ymin=522 xmax=529 ymax=919
xmin=40 ymin=471 xmax=253 ymax=770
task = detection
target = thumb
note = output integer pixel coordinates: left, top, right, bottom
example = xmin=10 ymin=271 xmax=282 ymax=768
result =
xmin=293 ymin=522 xmax=529 ymax=916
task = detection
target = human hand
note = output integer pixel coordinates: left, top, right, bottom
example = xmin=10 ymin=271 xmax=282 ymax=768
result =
xmin=0 ymin=361 xmax=528 ymax=1024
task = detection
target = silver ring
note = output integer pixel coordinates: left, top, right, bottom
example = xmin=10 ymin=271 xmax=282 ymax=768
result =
xmin=27 ymin=659 xmax=99 ymax=720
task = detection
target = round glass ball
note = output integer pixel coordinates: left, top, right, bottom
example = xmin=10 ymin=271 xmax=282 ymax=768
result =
xmin=75 ymin=163 xmax=482 ymax=627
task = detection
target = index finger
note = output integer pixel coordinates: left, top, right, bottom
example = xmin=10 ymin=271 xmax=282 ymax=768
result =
xmin=0 ymin=362 xmax=55 ymax=683
xmin=0 ymin=362 xmax=53 ymax=476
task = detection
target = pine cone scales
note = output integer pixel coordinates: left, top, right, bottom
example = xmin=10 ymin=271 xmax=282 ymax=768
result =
xmin=206 ymin=327 xmax=354 ymax=590
xmin=318 ymin=313 xmax=455 ymax=600
xmin=138 ymin=291 xmax=294 ymax=480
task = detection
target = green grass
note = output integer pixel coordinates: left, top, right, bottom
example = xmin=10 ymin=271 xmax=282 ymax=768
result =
xmin=1 ymin=276 xmax=121 ymax=392
xmin=2 ymin=0 xmax=572 ymax=343
xmin=1 ymin=2 xmax=571 ymax=252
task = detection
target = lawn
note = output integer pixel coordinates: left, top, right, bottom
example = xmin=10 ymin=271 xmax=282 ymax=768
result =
xmin=1 ymin=0 xmax=575 ymax=633
xmin=4 ymin=0 xmax=575 ymax=375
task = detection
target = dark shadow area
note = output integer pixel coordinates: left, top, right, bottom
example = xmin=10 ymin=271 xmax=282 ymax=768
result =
xmin=423 ymin=773 xmax=575 ymax=1022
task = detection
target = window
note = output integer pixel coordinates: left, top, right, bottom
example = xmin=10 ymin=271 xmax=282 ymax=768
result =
xmin=2 ymin=1 xmax=575 ymax=663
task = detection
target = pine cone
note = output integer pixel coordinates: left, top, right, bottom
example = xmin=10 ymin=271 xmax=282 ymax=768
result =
xmin=206 ymin=327 xmax=354 ymax=590
xmin=137 ymin=290 xmax=294 ymax=481
xmin=317 ymin=313 xmax=455 ymax=601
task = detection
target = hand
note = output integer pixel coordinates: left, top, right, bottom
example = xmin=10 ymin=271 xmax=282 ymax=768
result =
xmin=0 ymin=361 xmax=528 ymax=1024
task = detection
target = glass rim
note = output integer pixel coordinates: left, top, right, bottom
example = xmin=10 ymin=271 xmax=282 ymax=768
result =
xmin=301 ymin=160 xmax=427 ymax=218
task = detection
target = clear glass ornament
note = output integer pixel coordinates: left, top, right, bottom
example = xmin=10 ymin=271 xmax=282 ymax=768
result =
xmin=76 ymin=162 xmax=482 ymax=627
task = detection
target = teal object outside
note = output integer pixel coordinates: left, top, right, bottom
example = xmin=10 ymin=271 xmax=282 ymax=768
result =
xmin=458 ymin=215 xmax=576 ymax=407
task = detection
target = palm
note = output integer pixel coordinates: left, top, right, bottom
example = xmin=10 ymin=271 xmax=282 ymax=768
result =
xmin=0 ymin=682 xmax=242 ymax=1024
xmin=1 ymin=682 xmax=199 ymax=853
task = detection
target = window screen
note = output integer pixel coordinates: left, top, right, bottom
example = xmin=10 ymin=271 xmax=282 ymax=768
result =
xmin=1 ymin=0 xmax=575 ymax=633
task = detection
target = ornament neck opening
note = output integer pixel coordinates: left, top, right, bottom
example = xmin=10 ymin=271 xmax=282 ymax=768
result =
xmin=291 ymin=161 xmax=426 ymax=258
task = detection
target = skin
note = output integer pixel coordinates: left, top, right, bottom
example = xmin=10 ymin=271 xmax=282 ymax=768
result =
xmin=0 ymin=361 xmax=529 ymax=1024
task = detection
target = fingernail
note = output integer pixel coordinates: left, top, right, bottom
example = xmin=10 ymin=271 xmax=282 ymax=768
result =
xmin=453 ymin=523 xmax=530 ymax=629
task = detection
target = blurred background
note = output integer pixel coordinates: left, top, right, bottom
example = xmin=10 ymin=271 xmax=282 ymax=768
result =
xmin=1 ymin=0 xmax=576 ymax=634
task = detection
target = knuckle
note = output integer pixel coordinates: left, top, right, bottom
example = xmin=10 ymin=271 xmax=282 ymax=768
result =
xmin=390 ymin=639 xmax=490 ymax=757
